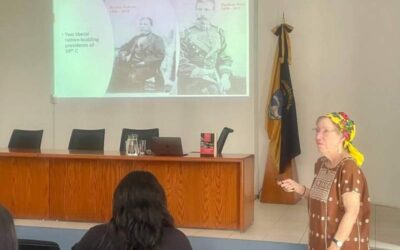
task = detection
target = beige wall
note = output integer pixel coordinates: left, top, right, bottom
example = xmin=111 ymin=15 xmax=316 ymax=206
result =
xmin=257 ymin=0 xmax=400 ymax=208
xmin=1 ymin=0 xmax=399 ymax=208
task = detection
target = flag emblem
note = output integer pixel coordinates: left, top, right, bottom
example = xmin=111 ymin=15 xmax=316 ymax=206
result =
xmin=268 ymin=89 xmax=283 ymax=120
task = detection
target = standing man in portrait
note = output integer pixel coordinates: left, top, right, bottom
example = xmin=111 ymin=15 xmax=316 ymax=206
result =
xmin=178 ymin=0 xmax=233 ymax=95
xmin=108 ymin=17 xmax=166 ymax=92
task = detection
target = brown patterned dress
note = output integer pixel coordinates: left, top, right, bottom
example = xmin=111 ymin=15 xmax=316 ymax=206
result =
xmin=308 ymin=157 xmax=371 ymax=250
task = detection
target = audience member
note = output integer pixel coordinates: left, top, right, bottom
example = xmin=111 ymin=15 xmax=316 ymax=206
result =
xmin=72 ymin=170 xmax=192 ymax=250
xmin=0 ymin=204 xmax=18 ymax=250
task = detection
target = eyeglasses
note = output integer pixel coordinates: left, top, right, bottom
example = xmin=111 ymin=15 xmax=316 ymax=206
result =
xmin=312 ymin=128 xmax=338 ymax=136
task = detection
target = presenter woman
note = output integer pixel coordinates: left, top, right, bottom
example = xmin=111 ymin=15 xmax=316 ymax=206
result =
xmin=73 ymin=171 xmax=192 ymax=250
xmin=0 ymin=204 xmax=18 ymax=250
xmin=278 ymin=112 xmax=370 ymax=250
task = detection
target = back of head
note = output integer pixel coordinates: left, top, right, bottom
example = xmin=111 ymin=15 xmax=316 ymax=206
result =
xmin=0 ymin=205 xmax=18 ymax=250
xmin=111 ymin=171 xmax=173 ymax=250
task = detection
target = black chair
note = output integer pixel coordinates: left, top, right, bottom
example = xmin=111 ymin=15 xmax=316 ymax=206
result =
xmin=217 ymin=127 xmax=234 ymax=155
xmin=120 ymin=128 xmax=159 ymax=152
xmin=18 ymin=239 xmax=60 ymax=250
xmin=68 ymin=129 xmax=105 ymax=151
xmin=8 ymin=129 xmax=44 ymax=150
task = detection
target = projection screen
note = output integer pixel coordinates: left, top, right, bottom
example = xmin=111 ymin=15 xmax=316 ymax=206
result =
xmin=54 ymin=0 xmax=249 ymax=97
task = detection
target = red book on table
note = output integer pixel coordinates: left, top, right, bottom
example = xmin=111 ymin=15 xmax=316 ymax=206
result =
xmin=200 ymin=132 xmax=215 ymax=156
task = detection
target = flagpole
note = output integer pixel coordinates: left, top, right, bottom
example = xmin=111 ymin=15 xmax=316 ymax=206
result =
xmin=260 ymin=20 xmax=301 ymax=204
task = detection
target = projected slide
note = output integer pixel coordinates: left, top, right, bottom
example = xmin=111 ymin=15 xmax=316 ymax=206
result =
xmin=54 ymin=0 xmax=248 ymax=97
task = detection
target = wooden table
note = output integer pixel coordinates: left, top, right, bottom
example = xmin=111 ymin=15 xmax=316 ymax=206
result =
xmin=0 ymin=149 xmax=254 ymax=231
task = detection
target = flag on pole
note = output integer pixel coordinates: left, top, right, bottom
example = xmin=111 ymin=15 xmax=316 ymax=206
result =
xmin=265 ymin=23 xmax=300 ymax=174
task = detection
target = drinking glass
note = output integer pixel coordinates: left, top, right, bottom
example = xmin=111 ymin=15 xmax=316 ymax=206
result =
xmin=139 ymin=140 xmax=146 ymax=155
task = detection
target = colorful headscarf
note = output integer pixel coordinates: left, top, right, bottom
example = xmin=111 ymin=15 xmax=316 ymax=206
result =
xmin=326 ymin=112 xmax=364 ymax=167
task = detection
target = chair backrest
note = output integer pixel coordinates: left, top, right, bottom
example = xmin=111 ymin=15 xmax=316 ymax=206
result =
xmin=217 ymin=127 xmax=234 ymax=155
xmin=120 ymin=128 xmax=159 ymax=151
xmin=18 ymin=239 xmax=60 ymax=250
xmin=68 ymin=129 xmax=105 ymax=151
xmin=8 ymin=129 xmax=44 ymax=150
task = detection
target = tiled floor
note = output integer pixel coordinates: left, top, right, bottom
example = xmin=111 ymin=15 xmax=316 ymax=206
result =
xmin=179 ymin=200 xmax=400 ymax=249
xmin=15 ymin=200 xmax=400 ymax=249
xmin=178 ymin=200 xmax=309 ymax=242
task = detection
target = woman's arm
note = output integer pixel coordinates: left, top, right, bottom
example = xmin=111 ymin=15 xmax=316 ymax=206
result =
xmin=328 ymin=191 xmax=360 ymax=250
xmin=278 ymin=179 xmax=309 ymax=199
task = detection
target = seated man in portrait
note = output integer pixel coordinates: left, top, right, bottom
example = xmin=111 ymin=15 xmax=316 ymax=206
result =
xmin=108 ymin=17 xmax=166 ymax=92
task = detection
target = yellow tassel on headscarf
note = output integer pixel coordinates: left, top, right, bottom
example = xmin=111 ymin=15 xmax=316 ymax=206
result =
xmin=326 ymin=112 xmax=364 ymax=167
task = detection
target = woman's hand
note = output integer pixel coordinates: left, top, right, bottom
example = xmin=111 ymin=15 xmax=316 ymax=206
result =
xmin=277 ymin=178 xmax=304 ymax=195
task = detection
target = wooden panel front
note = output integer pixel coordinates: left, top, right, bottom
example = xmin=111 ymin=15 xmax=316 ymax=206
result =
xmin=161 ymin=161 xmax=240 ymax=229
xmin=241 ymin=156 xmax=255 ymax=231
xmin=49 ymin=159 xmax=241 ymax=229
xmin=0 ymin=157 xmax=49 ymax=218
xmin=49 ymin=158 xmax=131 ymax=221
xmin=0 ymin=150 xmax=253 ymax=231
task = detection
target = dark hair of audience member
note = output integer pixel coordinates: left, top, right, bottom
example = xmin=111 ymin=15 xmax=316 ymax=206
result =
xmin=0 ymin=204 xmax=18 ymax=250
xmin=108 ymin=171 xmax=174 ymax=250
